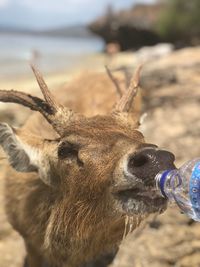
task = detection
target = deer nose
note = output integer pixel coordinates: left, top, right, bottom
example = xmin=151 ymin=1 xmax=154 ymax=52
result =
xmin=127 ymin=148 xmax=175 ymax=184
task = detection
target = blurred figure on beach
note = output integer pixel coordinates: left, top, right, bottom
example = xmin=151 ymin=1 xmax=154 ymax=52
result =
xmin=105 ymin=42 xmax=120 ymax=65
xmin=30 ymin=49 xmax=41 ymax=67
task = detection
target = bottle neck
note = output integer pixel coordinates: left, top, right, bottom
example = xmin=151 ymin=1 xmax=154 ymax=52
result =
xmin=155 ymin=170 xmax=172 ymax=198
xmin=155 ymin=169 xmax=178 ymax=200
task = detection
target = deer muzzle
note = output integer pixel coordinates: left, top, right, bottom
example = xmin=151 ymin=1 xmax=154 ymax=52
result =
xmin=127 ymin=147 xmax=175 ymax=186
xmin=113 ymin=147 xmax=175 ymax=215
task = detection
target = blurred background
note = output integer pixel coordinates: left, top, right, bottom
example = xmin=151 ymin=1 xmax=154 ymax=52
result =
xmin=0 ymin=0 xmax=199 ymax=79
xmin=0 ymin=0 xmax=200 ymax=267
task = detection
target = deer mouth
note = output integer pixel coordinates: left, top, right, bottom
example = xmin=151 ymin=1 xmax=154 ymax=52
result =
xmin=113 ymin=185 xmax=167 ymax=215
xmin=112 ymin=147 xmax=175 ymax=215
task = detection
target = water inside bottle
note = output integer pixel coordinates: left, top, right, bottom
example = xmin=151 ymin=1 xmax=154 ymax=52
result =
xmin=172 ymin=160 xmax=200 ymax=221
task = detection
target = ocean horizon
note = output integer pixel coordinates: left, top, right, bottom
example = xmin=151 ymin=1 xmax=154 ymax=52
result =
xmin=0 ymin=33 xmax=104 ymax=79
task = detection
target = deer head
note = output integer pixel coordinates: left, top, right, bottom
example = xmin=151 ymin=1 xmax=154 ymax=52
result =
xmin=0 ymin=66 xmax=175 ymax=242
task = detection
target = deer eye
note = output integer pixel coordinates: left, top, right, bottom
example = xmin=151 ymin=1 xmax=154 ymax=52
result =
xmin=57 ymin=141 xmax=84 ymax=167
xmin=58 ymin=141 xmax=79 ymax=159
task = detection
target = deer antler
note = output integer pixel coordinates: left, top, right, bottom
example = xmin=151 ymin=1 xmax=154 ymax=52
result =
xmin=111 ymin=65 xmax=142 ymax=126
xmin=105 ymin=65 xmax=123 ymax=97
xmin=0 ymin=66 xmax=75 ymax=136
xmin=114 ymin=65 xmax=142 ymax=113
xmin=31 ymin=65 xmax=59 ymax=110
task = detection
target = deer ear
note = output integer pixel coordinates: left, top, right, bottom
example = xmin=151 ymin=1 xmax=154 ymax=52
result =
xmin=0 ymin=123 xmax=57 ymax=186
xmin=0 ymin=123 xmax=40 ymax=172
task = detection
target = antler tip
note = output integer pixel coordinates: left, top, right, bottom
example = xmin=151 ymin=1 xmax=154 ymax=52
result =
xmin=133 ymin=64 xmax=143 ymax=88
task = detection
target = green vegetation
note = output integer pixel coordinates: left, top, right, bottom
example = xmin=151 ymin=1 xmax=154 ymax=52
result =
xmin=155 ymin=0 xmax=200 ymax=44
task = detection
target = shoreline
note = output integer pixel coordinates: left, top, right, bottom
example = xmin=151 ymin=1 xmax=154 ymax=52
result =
xmin=0 ymin=51 xmax=136 ymax=92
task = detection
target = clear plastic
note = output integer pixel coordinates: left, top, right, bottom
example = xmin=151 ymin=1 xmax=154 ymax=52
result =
xmin=155 ymin=158 xmax=200 ymax=221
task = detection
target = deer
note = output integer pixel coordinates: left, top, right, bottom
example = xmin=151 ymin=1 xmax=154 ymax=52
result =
xmin=0 ymin=65 xmax=175 ymax=267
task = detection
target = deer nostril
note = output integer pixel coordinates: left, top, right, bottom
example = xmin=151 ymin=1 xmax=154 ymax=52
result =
xmin=128 ymin=153 xmax=149 ymax=168
xmin=126 ymin=148 xmax=175 ymax=183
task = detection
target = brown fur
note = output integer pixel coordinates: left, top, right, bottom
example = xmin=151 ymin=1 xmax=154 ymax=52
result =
xmin=0 ymin=68 xmax=163 ymax=267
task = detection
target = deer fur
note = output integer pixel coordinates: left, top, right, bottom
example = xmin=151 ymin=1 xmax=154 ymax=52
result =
xmin=0 ymin=66 xmax=171 ymax=267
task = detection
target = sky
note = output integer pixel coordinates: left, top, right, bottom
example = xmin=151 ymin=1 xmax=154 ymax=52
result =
xmin=0 ymin=0 xmax=156 ymax=30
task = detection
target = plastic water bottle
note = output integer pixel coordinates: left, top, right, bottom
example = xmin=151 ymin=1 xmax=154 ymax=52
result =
xmin=155 ymin=158 xmax=200 ymax=221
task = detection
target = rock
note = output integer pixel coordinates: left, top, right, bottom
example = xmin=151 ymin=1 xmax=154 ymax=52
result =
xmin=134 ymin=43 xmax=174 ymax=63
xmin=110 ymin=46 xmax=200 ymax=267
xmin=88 ymin=3 xmax=163 ymax=51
